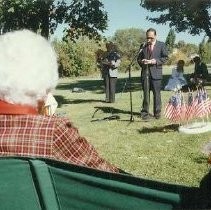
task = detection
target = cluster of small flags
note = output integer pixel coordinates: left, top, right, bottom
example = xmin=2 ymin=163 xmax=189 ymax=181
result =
xmin=164 ymin=88 xmax=211 ymax=123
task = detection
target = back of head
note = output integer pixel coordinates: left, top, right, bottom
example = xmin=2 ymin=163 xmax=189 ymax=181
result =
xmin=193 ymin=56 xmax=201 ymax=63
xmin=0 ymin=30 xmax=58 ymax=106
xmin=177 ymin=60 xmax=185 ymax=72
xmin=106 ymin=42 xmax=117 ymax=52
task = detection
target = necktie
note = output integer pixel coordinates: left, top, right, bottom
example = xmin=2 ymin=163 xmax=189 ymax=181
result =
xmin=148 ymin=44 xmax=153 ymax=53
xmin=147 ymin=44 xmax=153 ymax=58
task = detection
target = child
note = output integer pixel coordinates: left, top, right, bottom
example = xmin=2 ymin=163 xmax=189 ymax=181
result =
xmin=164 ymin=60 xmax=187 ymax=91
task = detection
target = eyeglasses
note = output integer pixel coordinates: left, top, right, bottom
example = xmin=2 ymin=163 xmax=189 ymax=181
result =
xmin=146 ymin=37 xmax=154 ymax=40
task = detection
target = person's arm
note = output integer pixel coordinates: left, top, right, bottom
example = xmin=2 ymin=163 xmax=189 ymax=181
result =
xmin=155 ymin=42 xmax=168 ymax=65
xmin=137 ymin=50 xmax=144 ymax=67
xmin=53 ymin=118 xmax=119 ymax=173
xmin=202 ymin=63 xmax=208 ymax=78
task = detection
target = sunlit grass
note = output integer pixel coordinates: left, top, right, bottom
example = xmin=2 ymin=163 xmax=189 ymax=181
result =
xmin=54 ymin=65 xmax=211 ymax=187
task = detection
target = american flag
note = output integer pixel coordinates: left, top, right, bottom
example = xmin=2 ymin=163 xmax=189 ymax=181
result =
xmin=164 ymin=96 xmax=176 ymax=120
xmin=185 ymin=91 xmax=195 ymax=121
xmin=195 ymin=89 xmax=210 ymax=118
xmin=179 ymin=94 xmax=187 ymax=123
xmin=164 ymin=93 xmax=181 ymax=122
xmin=164 ymin=88 xmax=211 ymax=123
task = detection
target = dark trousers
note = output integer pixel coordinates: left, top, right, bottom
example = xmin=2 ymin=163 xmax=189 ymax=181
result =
xmin=141 ymin=76 xmax=162 ymax=116
xmin=104 ymin=74 xmax=117 ymax=103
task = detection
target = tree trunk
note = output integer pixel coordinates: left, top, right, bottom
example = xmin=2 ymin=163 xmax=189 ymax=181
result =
xmin=40 ymin=1 xmax=50 ymax=38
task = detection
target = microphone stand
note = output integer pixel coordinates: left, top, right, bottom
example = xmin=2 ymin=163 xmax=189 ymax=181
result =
xmin=126 ymin=47 xmax=143 ymax=122
xmin=145 ymin=47 xmax=150 ymax=119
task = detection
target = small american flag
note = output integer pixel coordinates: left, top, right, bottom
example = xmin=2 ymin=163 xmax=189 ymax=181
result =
xmin=164 ymin=93 xmax=181 ymax=122
xmin=185 ymin=91 xmax=194 ymax=121
xmin=164 ymin=87 xmax=211 ymax=123
xmin=179 ymin=94 xmax=187 ymax=123
xmin=195 ymin=89 xmax=210 ymax=118
xmin=164 ymin=96 xmax=176 ymax=120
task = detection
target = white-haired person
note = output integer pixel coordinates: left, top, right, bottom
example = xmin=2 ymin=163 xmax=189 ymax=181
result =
xmin=0 ymin=30 xmax=118 ymax=173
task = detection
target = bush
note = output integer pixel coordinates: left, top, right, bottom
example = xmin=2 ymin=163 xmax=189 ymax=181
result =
xmin=53 ymin=37 xmax=105 ymax=77
xmin=166 ymin=50 xmax=190 ymax=65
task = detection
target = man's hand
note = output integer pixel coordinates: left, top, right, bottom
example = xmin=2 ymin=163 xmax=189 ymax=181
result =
xmin=150 ymin=59 xmax=156 ymax=64
xmin=141 ymin=59 xmax=156 ymax=65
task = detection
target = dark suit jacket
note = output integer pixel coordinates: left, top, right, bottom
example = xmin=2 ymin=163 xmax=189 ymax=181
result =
xmin=137 ymin=41 xmax=168 ymax=80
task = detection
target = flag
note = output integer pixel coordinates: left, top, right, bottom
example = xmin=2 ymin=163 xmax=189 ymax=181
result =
xmin=179 ymin=94 xmax=187 ymax=123
xmin=164 ymin=93 xmax=181 ymax=122
xmin=164 ymin=96 xmax=175 ymax=120
xmin=185 ymin=91 xmax=195 ymax=121
xmin=195 ymin=89 xmax=210 ymax=118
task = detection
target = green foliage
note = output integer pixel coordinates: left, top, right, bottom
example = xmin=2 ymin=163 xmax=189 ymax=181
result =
xmin=0 ymin=0 xmax=66 ymax=37
xmin=167 ymin=41 xmax=198 ymax=65
xmin=199 ymin=38 xmax=211 ymax=63
xmin=53 ymin=37 xmax=104 ymax=77
xmin=141 ymin=0 xmax=211 ymax=40
xmin=54 ymin=28 xmax=148 ymax=77
xmin=65 ymin=0 xmax=108 ymax=41
xmin=0 ymin=0 xmax=107 ymax=40
xmin=53 ymin=27 xmax=200 ymax=77
xmin=111 ymin=28 xmax=146 ymax=72
xmin=165 ymin=29 xmax=176 ymax=54
xmin=166 ymin=50 xmax=188 ymax=65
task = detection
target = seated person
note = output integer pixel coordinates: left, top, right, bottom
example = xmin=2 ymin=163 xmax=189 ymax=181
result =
xmin=164 ymin=60 xmax=187 ymax=91
xmin=0 ymin=30 xmax=118 ymax=173
xmin=189 ymin=55 xmax=208 ymax=86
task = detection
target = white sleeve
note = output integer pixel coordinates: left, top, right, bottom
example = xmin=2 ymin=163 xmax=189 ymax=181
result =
xmin=111 ymin=59 xmax=121 ymax=68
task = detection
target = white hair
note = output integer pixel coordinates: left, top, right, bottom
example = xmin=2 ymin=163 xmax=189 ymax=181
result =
xmin=0 ymin=29 xmax=58 ymax=106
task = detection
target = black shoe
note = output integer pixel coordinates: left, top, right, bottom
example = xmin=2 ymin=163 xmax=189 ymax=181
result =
xmin=154 ymin=113 xmax=161 ymax=119
xmin=142 ymin=115 xmax=149 ymax=120
xmin=142 ymin=114 xmax=154 ymax=121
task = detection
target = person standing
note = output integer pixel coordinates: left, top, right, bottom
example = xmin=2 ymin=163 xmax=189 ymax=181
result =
xmin=137 ymin=28 xmax=168 ymax=120
xmin=102 ymin=42 xmax=121 ymax=103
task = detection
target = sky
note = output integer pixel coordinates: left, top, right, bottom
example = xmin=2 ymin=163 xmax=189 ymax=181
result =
xmin=52 ymin=0 xmax=205 ymax=45
xmin=101 ymin=0 xmax=205 ymax=44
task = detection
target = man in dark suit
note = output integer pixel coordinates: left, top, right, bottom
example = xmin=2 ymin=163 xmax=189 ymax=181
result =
xmin=137 ymin=28 xmax=168 ymax=120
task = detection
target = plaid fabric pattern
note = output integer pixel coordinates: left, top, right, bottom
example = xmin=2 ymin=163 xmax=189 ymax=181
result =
xmin=0 ymin=115 xmax=118 ymax=173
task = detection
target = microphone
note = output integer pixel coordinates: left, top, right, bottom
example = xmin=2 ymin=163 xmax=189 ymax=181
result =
xmin=138 ymin=42 xmax=146 ymax=53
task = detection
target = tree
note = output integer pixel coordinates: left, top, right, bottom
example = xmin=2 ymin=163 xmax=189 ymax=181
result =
xmin=111 ymin=28 xmax=145 ymax=59
xmin=0 ymin=0 xmax=107 ymax=40
xmin=165 ymin=29 xmax=176 ymax=54
xmin=140 ymin=0 xmax=211 ymax=41
xmin=54 ymin=37 xmax=104 ymax=77
xmin=111 ymin=28 xmax=146 ymax=71
xmin=65 ymin=0 xmax=108 ymax=41
xmin=199 ymin=37 xmax=211 ymax=63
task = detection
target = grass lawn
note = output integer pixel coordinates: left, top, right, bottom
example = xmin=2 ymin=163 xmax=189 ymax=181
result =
xmin=54 ymin=65 xmax=211 ymax=187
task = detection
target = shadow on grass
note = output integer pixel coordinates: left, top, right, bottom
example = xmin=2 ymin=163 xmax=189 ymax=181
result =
xmin=54 ymin=95 xmax=71 ymax=108
xmin=90 ymin=106 xmax=143 ymax=123
xmin=56 ymin=74 xmax=179 ymax=93
xmin=56 ymin=76 xmax=142 ymax=93
xmin=54 ymin=95 xmax=105 ymax=107
xmin=57 ymin=73 xmax=211 ymax=93
xmin=138 ymin=124 xmax=179 ymax=134
xmin=193 ymin=156 xmax=208 ymax=164
xmin=92 ymin=106 xmax=140 ymax=118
